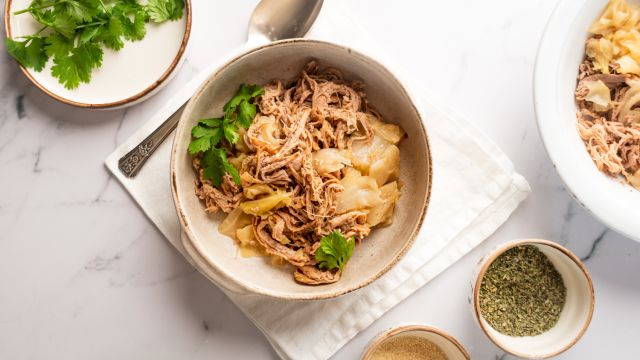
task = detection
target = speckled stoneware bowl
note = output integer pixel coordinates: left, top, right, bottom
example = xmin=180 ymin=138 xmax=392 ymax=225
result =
xmin=170 ymin=39 xmax=432 ymax=300
xmin=361 ymin=325 xmax=470 ymax=360
xmin=472 ymin=239 xmax=595 ymax=359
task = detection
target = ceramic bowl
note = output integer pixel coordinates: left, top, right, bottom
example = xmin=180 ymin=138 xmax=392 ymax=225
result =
xmin=472 ymin=239 xmax=595 ymax=359
xmin=171 ymin=39 xmax=432 ymax=300
xmin=361 ymin=324 xmax=470 ymax=360
xmin=4 ymin=0 xmax=191 ymax=109
xmin=534 ymin=0 xmax=640 ymax=241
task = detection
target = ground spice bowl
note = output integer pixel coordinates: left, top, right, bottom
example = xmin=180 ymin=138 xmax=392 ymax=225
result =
xmin=361 ymin=324 xmax=470 ymax=360
xmin=472 ymin=239 xmax=595 ymax=359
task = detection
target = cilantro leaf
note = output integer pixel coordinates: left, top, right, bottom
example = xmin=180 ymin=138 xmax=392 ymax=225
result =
xmin=146 ymin=0 xmax=184 ymax=23
xmin=51 ymin=42 xmax=103 ymax=89
xmin=5 ymin=37 xmax=48 ymax=72
xmin=199 ymin=118 xmax=222 ymax=128
xmin=188 ymin=84 xmax=263 ymax=188
xmin=79 ymin=25 xmax=102 ymax=44
xmin=41 ymin=12 xmax=77 ymax=39
xmin=59 ymin=0 xmax=100 ymax=23
xmin=223 ymin=84 xmax=263 ymax=122
xmin=112 ymin=1 xmax=147 ymax=41
xmin=188 ymin=119 xmax=223 ymax=154
xmin=201 ymin=149 xmax=240 ymax=186
xmin=237 ymin=100 xmax=256 ymax=128
xmin=188 ymin=137 xmax=211 ymax=155
xmin=315 ymin=231 xmax=355 ymax=273
xmin=44 ymin=33 xmax=73 ymax=57
xmin=96 ymin=17 xmax=125 ymax=51
xmin=202 ymin=149 xmax=224 ymax=186
xmin=222 ymin=119 xmax=240 ymax=144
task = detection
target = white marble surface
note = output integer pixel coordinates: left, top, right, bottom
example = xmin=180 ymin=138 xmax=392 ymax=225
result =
xmin=1 ymin=0 xmax=639 ymax=359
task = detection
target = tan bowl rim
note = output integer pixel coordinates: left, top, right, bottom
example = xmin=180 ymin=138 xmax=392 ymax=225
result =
xmin=472 ymin=239 xmax=595 ymax=359
xmin=4 ymin=0 xmax=192 ymax=109
xmin=361 ymin=324 xmax=471 ymax=360
xmin=170 ymin=38 xmax=433 ymax=300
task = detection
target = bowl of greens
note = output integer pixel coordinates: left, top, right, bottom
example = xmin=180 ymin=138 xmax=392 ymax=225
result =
xmin=4 ymin=0 xmax=191 ymax=109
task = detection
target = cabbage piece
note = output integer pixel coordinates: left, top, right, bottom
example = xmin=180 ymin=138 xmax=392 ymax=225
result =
xmin=586 ymin=38 xmax=614 ymax=74
xmin=219 ymin=207 xmax=253 ymax=239
xmin=367 ymin=181 xmax=400 ymax=227
xmin=369 ymin=116 xmax=405 ymax=144
xmin=369 ymin=145 xmax=401 ymax=186
xmin=615 ymin=55 xmax=640 ymax=74
xmin=589 ymin=0 xmax=639 ymax=35
xmin=583 ymin=80 xmax=612 ymax=110
xmin=236 ymin=225 xmax=264 ymax=257
xmin=335 ymin=167 xmax=382 ymax=214
xmin=351 ymin=135 xmax=390 ymax=174
xmin=235 ymin=128 xmax=250 ymax=153
xmin=239 ymin=190 xmax=292 ymax=216
xmin=247 ymin=115 xmax=282 ymax=152
xmin=228 ymin=153 xmax=248 ymax=171
xmin=243 ymin=184 xmax=274 ymax=199
xmin=312 ymin=148 xmax=352 ymax=174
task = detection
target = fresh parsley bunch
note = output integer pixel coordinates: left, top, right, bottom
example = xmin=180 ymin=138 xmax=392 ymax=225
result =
xmin=189 ymin=84 xmax=264 ymax=187
xmin=5 ymin=0 xmax=185 ymax=89
xmin=315 ymin=231 xmax=355 ymax=273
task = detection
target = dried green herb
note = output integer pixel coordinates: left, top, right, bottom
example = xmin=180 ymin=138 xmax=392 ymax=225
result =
xmin=479 ymin=245 xmax=567 ymax=337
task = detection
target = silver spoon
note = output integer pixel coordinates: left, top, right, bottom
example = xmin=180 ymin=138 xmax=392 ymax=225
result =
xmin=118 ymin=0 xmax=324 ymax=178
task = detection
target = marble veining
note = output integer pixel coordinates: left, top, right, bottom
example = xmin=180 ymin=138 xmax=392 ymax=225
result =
xmin=1 ymin=0 xmax=639 ymax=359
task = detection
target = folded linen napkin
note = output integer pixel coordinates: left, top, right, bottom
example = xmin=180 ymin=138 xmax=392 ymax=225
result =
xmin=105 ymin=1 xmax=530 ymax=359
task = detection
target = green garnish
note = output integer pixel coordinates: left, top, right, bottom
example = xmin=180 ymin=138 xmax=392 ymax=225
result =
xmin=188 ymin=84 xmax=264 ymax=187
xmin=315 ymin=231 xmax=355 ymax=273
xmin=5 ymin=0 xmax=185 ymax=89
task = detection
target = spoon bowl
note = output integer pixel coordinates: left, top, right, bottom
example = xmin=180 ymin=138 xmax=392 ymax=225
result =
xmin=248 ymin=0 xmax=324 ymax=43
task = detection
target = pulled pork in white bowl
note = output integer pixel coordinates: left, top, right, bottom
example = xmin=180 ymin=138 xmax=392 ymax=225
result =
xmin=171 ymin=39 xmax=431 ymax=300
xmin=535 ymin=0 xmax=640 ymax=241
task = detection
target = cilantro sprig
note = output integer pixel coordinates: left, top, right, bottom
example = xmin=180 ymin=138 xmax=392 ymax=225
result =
xmin=315 ymin=231 xmax=355 ymax=273
xmin=189 ymin=84 xmax=264 ymax=187
xmin=5 ymin=0 xmax=185 ymax=89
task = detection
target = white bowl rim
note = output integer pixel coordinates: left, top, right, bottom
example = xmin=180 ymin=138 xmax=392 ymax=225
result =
xmin=170 ymin=38 xmax=433 ymax=300
xmin=3 ymin=0 xmax=192 ymax=109
xmin=534 ymin=0 xmax=640 ymax=242
xmin=472 ymin=239 xmax=595 ymax=359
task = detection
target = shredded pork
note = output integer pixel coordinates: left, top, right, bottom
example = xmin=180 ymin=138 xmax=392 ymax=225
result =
xmin=576 ymin=59 xmax=640 ymax=188
xmin=193 ymin=61 xmax=400 ymax=284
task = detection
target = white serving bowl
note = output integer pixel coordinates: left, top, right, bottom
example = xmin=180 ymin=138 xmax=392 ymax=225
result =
xmin=4 ymin=0 xmax=191 ymax=109
xmin=472 ymin=239 xmax=595 ymax=359
xmin=361 ymin=325 xmax=470 ymax=360
xmin=535 ymin=0 xmax=640 ymax=241
xmin=170 ymin=39 xmax=432 ymax=300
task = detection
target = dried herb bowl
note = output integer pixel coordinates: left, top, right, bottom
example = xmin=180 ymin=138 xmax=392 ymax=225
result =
xmin=472 ymin=239 xmax=595 ymax=359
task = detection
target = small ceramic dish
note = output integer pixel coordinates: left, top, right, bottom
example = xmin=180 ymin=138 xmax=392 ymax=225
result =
xmin=171 ymin=39 xmax=432 ymax=300
xmin=535 ymin=0 xmax=640 ymax=241
xmin=472 ymin=239 xmax=595 ymax=359
xmin=361 ymin=324 xmax=470 ymax=360
xmin=4 ymin=0 xmax=192 ymax=109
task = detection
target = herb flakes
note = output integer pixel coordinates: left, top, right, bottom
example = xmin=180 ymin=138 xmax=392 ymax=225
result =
xmin=479 ymin=245 xmax=567 ymax=337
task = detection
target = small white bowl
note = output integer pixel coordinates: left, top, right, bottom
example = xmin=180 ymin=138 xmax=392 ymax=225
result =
xmin=472 ymin=239 xmax=595 ymax=359
xmin=4 ymin=0 xmax=192 ymax=109
xmin=361 ymin=324 xmax=470 ymax=360
xmin=535 ymin=0 xmax=640 ymax=241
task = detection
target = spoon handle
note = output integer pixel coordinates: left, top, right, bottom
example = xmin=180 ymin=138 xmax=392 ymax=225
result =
xmin=118 ymin=104 xmax=186 ymax=178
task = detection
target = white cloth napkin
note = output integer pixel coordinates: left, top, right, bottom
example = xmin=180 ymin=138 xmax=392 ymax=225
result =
xmin=105 ymin=1 xmax=530 ymax=359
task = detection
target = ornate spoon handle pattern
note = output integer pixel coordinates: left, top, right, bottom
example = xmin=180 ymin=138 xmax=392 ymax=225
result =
xmin=118 ymin=104 xmax=185 ymax=178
